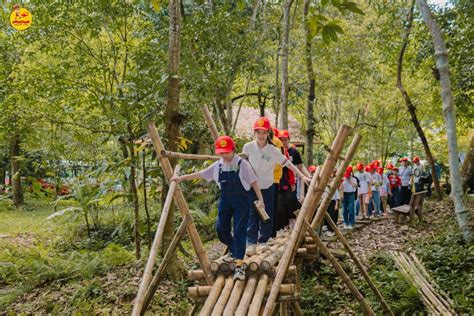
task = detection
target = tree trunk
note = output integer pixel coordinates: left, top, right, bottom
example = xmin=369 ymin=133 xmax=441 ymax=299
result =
xmin=397 ymin=0 xmax=442 ymax=201
xmin=279 ymin=0 xmax=294 ymax=129
xmin=303 ymin=0 xmax=315 ymax=165
xmin=142 ymin=150 xmax=152 ymax=249
xmin=127 ymin=142 xmax=141 ymax=259
xmin=162 ymin=0 xmax=185 ymax=279
xmin=10 ymin=135 xmax=23 ymax=207
xmin=461 ymin=135 xmax=474 ymax=194
xmin=416 ymin=0 xmax=472 ymax=243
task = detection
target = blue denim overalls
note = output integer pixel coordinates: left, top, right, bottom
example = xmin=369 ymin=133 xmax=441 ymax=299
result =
xmin=216 ymin=159 xmax=250 ymax=260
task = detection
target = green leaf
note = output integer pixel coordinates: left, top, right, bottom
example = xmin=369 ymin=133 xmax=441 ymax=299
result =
xmin=343 ymin=1 xmax=365 ymax=15
xmin=150 ymin=0 xmax=161 ymax=12
xmin=307 ymin=16 xmax=318 ymax=39
xmin=325 ymin=21 xmax=345 ymax=34
xmin=321 ymin=0 xmax=330 ymax=7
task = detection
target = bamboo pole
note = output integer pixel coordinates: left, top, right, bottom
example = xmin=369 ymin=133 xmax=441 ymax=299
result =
xmin=147 ymin=123 xmax=213 ymax=285
xmin=199 ymin=104 xmax=220 ymax=140
xmin=200 ymin=275 xmax=225 ymax=316
xmin=248 ymin=274 xmax=269 ymax=316
xmin=302 ymin=218 xmax=375 ymax=316
xmin=261 ymin=244 xmax=287 ymax=272
xmin=263 ymin=125 xmax=352 ymax=316
xmin=188 ymin=270 xmax=206 ymax=281
xmin=280 ymin=302 xmax=289 ymax=316
xmin=311 ymin=134 xmax=362 ymax=229
xmin=211 ymin=277 xmax=234 ymax=316
xmin=324 ymin=213 xmax=394 ymax=315
xmin=132 ymin=165 xmax=181 ymax=316
xmin=188 ymin=285 xmax=212 ymax=298
xmin=291 ymin=302 xmax=303 ymax=316
xmin=235 ymin=275 xmax=258 ymax=316
xmin=160 ymin=150 xmax=219 ymax=161
xmin=222 ymin=280 xmax=245 ymax=316
xmin=140 ymin=216 xmax=192 ymax=315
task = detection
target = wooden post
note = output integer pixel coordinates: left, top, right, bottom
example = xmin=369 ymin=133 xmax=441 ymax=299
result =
xmin=235 ymin=275 xmax=258 ymax=316
xmin=263 ymin=125 xmax=352 ymax=316
xmin=147 ymin=123 xmax=213 ymax=285
xmin=200 ymin=275 xmax=225 ymax=316
xmin=199 ymin=104 xmax=220 ymax=140
xmin=291 ymin=302 xmax=303 ymax=316
xmin=140 ymin=216 xmax=192 ymax=315
xmin=325 ymin=213 xmax=394 ymax=315
xmin=132 ymin=165 xmax=181 ymax=316
xmin=280 ymin=302 xmax=289 ymax=316
xmin=302 ymin=218 xmax=376 ymax=316
xmin=311 ymin=134 xmax=362 ymax=229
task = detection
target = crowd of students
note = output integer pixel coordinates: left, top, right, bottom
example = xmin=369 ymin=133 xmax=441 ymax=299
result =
xmin=171 ymin=116 xmax=437 ymax=280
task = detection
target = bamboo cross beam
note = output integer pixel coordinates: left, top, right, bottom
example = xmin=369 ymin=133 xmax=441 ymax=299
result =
xmin=324 ymin=213 xmax=394 ymax=315
xmin=160 ymin=150 xmax=219 ymax=161
xmin=302 ymin=218 xmax=376 ymax=315
xmin=140 ymin=215 xmax=192 ymax=315
xmin=199 ymin=104 xmax=220 ymax=140
xmin=263 ymin=125 xmax=352 ymax=316
xmin=147 ymin=123 xmax=214 ymax=285
xmin=132 ymin=165 xmax=181 ymax=316
xmin=311 ymin=134 xmax=362 ymax=229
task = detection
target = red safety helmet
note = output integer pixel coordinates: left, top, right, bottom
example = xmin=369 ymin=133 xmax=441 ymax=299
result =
xmin=271 ymin=127 xmax=279 ymax=138
xmin=413 ymin=156 xmax=420 ymax=163
xmin=393 ymin=167 xmax=399 ymax=171
xmin=308 ymin=165 xmax=317 ymax=173
xmin=356 ymin=163 xmax=364 ymax=171
xmin=254 ymin=117 xmax=271 ymax=131
xmin=377 ymin=167 xmax=384 ymax=175
xmin=215 ymin=136 xmax=235 ymax=154
xmin=278 ymin=129 xmax=290 ymax=139
xmin=385 ymin=163 xmax=394 ymax=170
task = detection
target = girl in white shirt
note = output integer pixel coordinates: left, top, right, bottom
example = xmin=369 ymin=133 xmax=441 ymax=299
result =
xmin=243 ymin=117 xmax=310 ymax=254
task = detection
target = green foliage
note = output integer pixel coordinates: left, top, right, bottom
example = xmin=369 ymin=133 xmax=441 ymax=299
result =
xmin=416 ymin=226 xmax=474 ymax=313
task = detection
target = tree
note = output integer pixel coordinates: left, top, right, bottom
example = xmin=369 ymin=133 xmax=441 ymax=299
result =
xmin=416 ymin=0 xmax=472 ymax=243
xmin=396 ymin=1 xmax=442 ymax=200
xmin=279 ymin=0 xmax=294 ymax=129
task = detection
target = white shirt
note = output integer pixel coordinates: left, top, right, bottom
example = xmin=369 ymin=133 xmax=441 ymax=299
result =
xmin=243 ymin=141 xmax=289 ymax=190
xmin=342 ymin=177 xmax=357 ymax=193
xmin=199 ymin=155 xmax=257 ymax=191
xmin=380 ymin=174 xmax=390 ymax=193
xmin=369 ymin=172 xmax=382 ymax=191
xmin=399 ymin=165 xmax=412 ymax=186
xmin=413 ymin=163 xmax=424 ymax=184
xmin=355 ymin=171 xmax=369 ymax=194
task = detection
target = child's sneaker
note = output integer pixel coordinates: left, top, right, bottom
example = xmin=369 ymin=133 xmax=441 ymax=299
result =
xmin=222 ymin=253 xmax=234 ymax=263
xmin=326 ymin=231 xmax=336 ymax=237
xmin=246 ymin=244 xmax=257 ymax=256
xmin=289 ymin=219 xmax=296 ymax=230
xmin=233 ymin=265 xmax=246 ymax=281
xmin=258 ymin=243 xmax=270 ymax=252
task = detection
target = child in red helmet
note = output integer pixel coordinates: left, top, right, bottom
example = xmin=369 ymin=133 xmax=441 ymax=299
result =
xmin=377 ymin=167 xmax=390 ymax=216
xmin=388 ymin=167 xmax=402 ymax=208
xmin=172 ymin=136 xmax=264 ymax=281
xmin=354 ymin=163 xmax=370 ymax=220
xmin=341 ymin=166 xmax=357 ymax=229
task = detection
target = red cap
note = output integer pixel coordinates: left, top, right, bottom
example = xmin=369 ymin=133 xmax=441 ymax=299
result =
xmin=372 ymin=160 xmax=380 ymax=167
xmin=344 ymin=166 xmax=353 ymax=178
xmin=413 ymin=156 xmax=420 ymax=163
xmin=278 ymin=129 xmax=290 ymax=139
xmin=308 ymin=165 xmax=317 ymax=173
xmin=215 ymin=136 xmax=235 ymax=154
xmin=365 ymin=165 xmax=371 ymax=172
xmin=400 ymin=157 xmax=409 ymax=162
xmin=356 ymin=163 xmax=364 ymax=171
xmin=385 ymin=163 xmax=394 ymax=170
xmin=272 ymin=127 xmax=279 ymax=137
xmin=369 ymin=164 xmax=377 ymax=172
xmin=254 ymin=117 xmax=271 ymax=131
xmin=393 ymin=167 xmax=399 ymax=171
xmin=377 ymin=167 xmax=384 ymax=175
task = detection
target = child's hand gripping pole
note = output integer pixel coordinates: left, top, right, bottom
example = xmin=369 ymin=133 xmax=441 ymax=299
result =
xmin=254 ymin=200 xmax=270 ymax=223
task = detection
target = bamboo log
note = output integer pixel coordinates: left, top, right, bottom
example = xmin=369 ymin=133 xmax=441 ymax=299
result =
xmin=147 ymin=123 xmax=213 ymax=285
xmin=160 ymin=150 xmax=219 ymax=161
xmin=280 ymin=302 xmax=289 ymax=316
xmin=263 ymin=125 xmax=352 ymax=316
xmin=223 ymin=280 xmax=245 ymax=316
xmin=291 ymin=302 xmax=303 ymax=316
xmin=324 ymin=213 xmax=394 ymax=315
xmin=295 ymin=248 xmax=307 ymax=258
xmin=199 ymin=104 xmax=220 ymax=140
xmin=188 ymin=270 xmax=206 ymax=281
xmin=140 ymin=216 xmax=192 ymax=315
xmin=261 ymin=244 xmax=287 ymax=272
xmin=200 ymin=275 xmax=225 ymax=316
xmin=188 ymin=285 xmax=212 ymax=298
xmin=211 ymin=277 xmax=234 ymax=316
xmin=235 ymin=275 xmax=258 ymax=316
xmin=265 ymin=284 xmax=296 ymax=295
xmin=132 ymin=165 xmax=181 ymax=316
xmin=302 ymin=218 xmax=375 ymax=316
xmin=311 ymin=134 xmax=362 ymax=229
xmin=248 ymin=274 xmax=269 ymax=316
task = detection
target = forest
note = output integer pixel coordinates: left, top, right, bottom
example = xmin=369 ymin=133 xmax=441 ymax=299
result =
xmin=0 ymin=0 xmax=472 ymax=314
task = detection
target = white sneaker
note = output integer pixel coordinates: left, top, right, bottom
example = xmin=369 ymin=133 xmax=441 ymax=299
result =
xmin=342 ymin=224 xmax=348 ymax=229
xmin=233 ymin=265 xmax=246 ymax=281
xmin=246 ymin=244 xmax=257 ymax=256
xmin=289 ymin=219 xmax=296 ymax=229
xmin=347 ymin=225 xmax=354 ymax=230
xmin=326 ymin=231 xmax=335 ymax=237
xmin=322 ymin=225 xmax=328 ymax=232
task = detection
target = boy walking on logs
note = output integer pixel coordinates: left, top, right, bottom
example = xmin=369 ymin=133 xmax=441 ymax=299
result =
xmin=171 ymin=136 xmax=264 ymax=281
